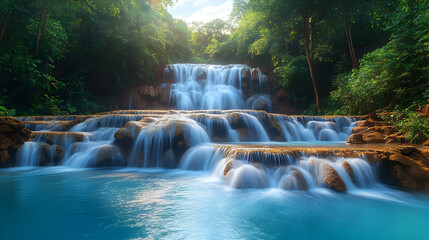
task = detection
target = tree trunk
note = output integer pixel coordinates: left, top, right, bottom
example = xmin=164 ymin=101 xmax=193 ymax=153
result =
xmin=42 ymin=11 xmax=48 ymax=35
xmin=34 ymin=0 xmax=46 ymax=57
xmin=0 ymin=10 xmax=11 ymax=44
xmin=344 ymin=19 xmax=358 ymax=69
xmin=302 ymin=13 xmax=320 ymax=112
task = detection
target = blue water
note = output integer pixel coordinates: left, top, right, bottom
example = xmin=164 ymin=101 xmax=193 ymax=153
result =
xmin=1 ymin=168 xmax=429 ymax=240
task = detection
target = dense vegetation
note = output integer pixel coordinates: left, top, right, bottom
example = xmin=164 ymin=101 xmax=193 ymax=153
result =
xmin=0 ymin=0 xmax=427 ymax=120
xmin=0 ymin=0 xmax=191 ymax=115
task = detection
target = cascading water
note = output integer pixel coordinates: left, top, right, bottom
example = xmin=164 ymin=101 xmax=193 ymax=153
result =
xmin=166 ymin=64 xmax=273 ymax=111
xmin=177 ymin=144 xmax=378 ymax=192
xmin=12 ymin=62 xmax=377 ymax=193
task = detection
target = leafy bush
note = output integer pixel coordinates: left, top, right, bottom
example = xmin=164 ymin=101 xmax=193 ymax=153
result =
xmin=382 ymin=109 xmax=429 ymax=144
xmin=0 ymin=106 xmax=16 ymax=116
xmin=331 ymin=1 xmax=429 ymax=115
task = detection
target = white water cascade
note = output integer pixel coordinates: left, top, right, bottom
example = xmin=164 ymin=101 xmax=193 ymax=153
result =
xmin=179 ymin=144 xmax=378 ymax=192
xmin=166 ymin=64 xmax=272 ymax=111
xmin=13 ymin=62 xmax=379 ymax=193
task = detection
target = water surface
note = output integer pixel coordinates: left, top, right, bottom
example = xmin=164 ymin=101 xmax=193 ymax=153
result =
xmin=1 ymin=168 xmax=428 ymax=240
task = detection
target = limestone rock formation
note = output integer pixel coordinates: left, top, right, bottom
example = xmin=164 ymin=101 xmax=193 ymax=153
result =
xmin=321 ymin=163 xmax=347 ymax=192
xmin=341 ymin=161 xmax=355 ymax=183
xmin=347 ymin=119 xmax=406 ymax=144
xmin=92 ymin=145 xmax=124 ymax=167
xmin=0 ymin=117 xmax=31 ymax=167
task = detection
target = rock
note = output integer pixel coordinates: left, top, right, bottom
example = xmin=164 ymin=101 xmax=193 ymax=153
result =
xmin=362 ymin=132 xmax=385 ymax=143
xmin=357 ymin=119 xmax=387 ymax=128
xmin=31 ymin=132 xmax=87 ymax=145
xmin=154 ymin=64 xmax=168 ymax=83
xmin=423 ymin=139 xmax=429 ymax=146
xmin=158 ymin=84 xmax=171 ymax=104
xmin=276 ymin=88 xmax=290 ymax=100
xmin=399 ymin=147 xmax=420 ymax=156
xmin=0 ymin=150 xmax=8 ymax=165
xmin=114 ymin=128 xmax=134 ymax=149
xmin=38 ymin=143 xmax=63 ymax=166
xmin=387 ymin=151 xmax=429 ymax=191
xmin=114 ymin=120 xmax=150 ymax=152
xmin=350 ymin=119 xmax=395 ymax=144
xmin=250 ymin=97 xmax=271 ymax=111
xmin=136 ymin=86 xmax=158 ymax=98
xmin=223 ymin=158 xmax=235 ymax=176
xmin=341 ymin=161 xmax=354 ymax=182
xmin=243 ymin=68 xmax=251 ymax=79
xmin=385 ymin=135 xmax=399 ymax=144
xmin=321 ymin=163 xmax=347 ymax=192
xmin=346 ymin=133 xmax=364 ymax=144
xmin=251 ymin=68 xmax=259 ymax=81
xmin=39 ymin=143 xmax=50 ymax=166
xmin=281 ymin=168 xmax=309 ymax=190
xmin=0 ymin=117 xmax=31 ymax=167
xmin=196 ymin=69 xmax=207 ymax=81
xmin=92 ymin=145 xmax=124 ymax=168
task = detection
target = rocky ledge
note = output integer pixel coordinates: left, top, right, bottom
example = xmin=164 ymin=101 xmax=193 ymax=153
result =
xmin=214 ymin=144 xmax=429 ymax=192
xmin=0 ymin=117 xmax=31 ymax=167
xmin=347 ymin=118 xmax=406 ymax=144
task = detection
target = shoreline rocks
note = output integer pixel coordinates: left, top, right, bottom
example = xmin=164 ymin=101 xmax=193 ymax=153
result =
xmin=347 ymin=119 xmax=407 ymax=144
xmin=0 ymin=117 xmax=31 ymax=167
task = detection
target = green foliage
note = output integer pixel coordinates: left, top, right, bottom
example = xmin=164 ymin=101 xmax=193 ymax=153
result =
xmin=189 ymin=19 xmax=233 ymax=61
xmin=332 ymin=0 xmax=429 ymax=115
xmin=0 ymin=0 xmax=192 ymax=116
xmin=382 ymin=109 xmax=429 ymax=144
xmin=0 ymin=106 xmax=15 ymax=116
xmin=0 ymin=0 xmax=426 ymax=120
xmin=275 ymin=56 xmax=310 ymax=90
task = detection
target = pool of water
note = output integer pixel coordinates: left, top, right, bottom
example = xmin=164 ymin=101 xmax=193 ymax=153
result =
xmin=1 ymin=167 xmax=429 ymax=240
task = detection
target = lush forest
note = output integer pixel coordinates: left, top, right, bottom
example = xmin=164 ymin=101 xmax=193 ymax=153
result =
xmin=0 ymin=0 xmax=428 ymax=122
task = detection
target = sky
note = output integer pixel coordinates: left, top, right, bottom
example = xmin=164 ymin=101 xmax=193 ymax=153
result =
xmin=167 ymin=0 xmax=233 ymax=23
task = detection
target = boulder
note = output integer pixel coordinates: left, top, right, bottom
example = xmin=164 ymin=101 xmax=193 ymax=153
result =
xmin=281 ymin=168 xmax=309 ymax=190
xmin=251 ymin=68 xmax=259 ymax=81
xmin=399 ymin=147 xmax=420 ymax=156
xmin=341 ymin=161 xmax=355 ymax=182
xmin=31 ymin=132 xmax=87 ymax=145
xmin=243 ymin=68 xmax=251 ymax=80
xmin=386 ymin=149 xmax=429 ymax=191
xmin=362 ymin=132 xmax=385 ymax=143
xmin=92 ymin=145 xmax=124 ymax=168
xmin=158 ymin=85 xmax=171 ymax=104
xmin=346 ymin=133 xmax=364 ymax=144
xmin=114 ymin=120 xmax=149 ymax=149
xmin=356 ymin=119 xmax=387 ymax=128
xmin=0 ymin=150 xmax=8 ymax=165
xmin=136 ymin=86 xmax=158 ymax=98
xmin=0 ymin=117 xmax=31 ymax=167
xmin=251 ymin=98 xmax=271 ymax=111
xmin=321 ymin=163 xmax=347 ymax=192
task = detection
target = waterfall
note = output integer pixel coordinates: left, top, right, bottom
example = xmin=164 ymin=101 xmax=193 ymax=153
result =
xmin=274 ymin=115 xmax=357 ymax=141
xmin=12 ymin=63 xmax=377 ymax=194
xmin=179 ymin=145 xmax=378 ymax=192
xmin=15 ymin=110 xmax=358 ymax=169
xmin=167 ymin=64 xmax=272 ymax=111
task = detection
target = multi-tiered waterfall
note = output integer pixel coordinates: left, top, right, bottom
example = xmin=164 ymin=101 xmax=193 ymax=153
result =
xmin=12 ymin=64 xmax=384 ymax=193
xmin=166 ymin=64 xmax=272 ymax=111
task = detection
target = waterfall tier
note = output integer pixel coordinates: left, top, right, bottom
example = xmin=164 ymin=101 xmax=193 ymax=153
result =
xmin=11 ymin=109 xmax=389 ymax=192
xmin=166 ymin=64 xmax=272 ymax=111
xmin=10 ymin=63 xmax=385 ymax=193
